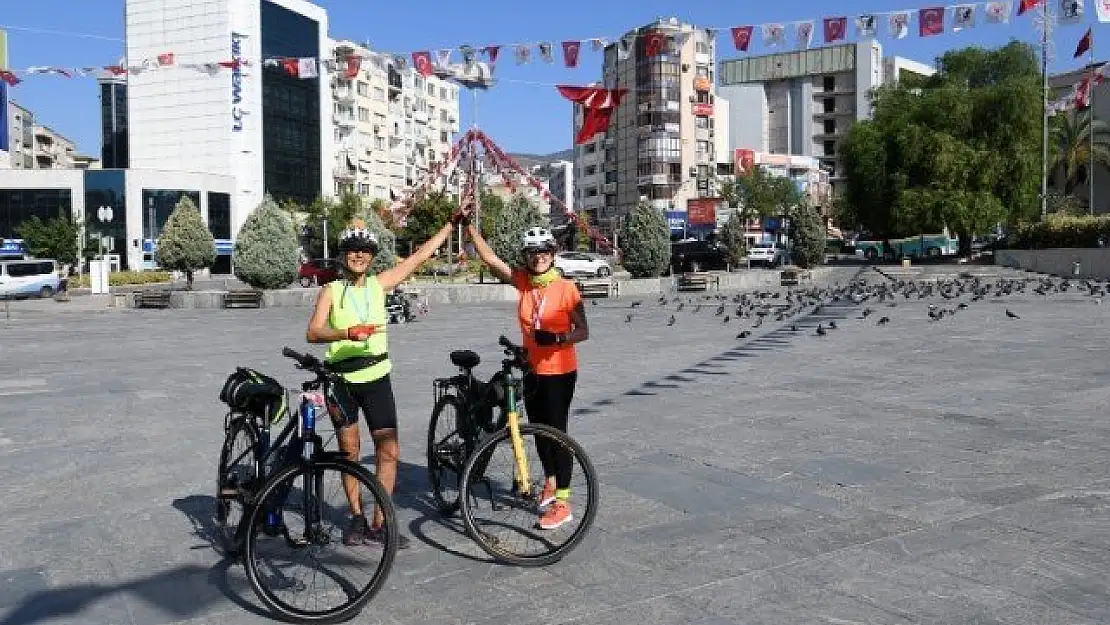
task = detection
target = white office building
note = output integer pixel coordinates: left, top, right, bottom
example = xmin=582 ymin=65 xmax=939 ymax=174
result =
xmin=547 ymin=160 xmax=573 ymax=213
xmin=718 ymin=41 xmax=933 ymax=196
xmin=125 ymin=0 xmax=334 ymax=235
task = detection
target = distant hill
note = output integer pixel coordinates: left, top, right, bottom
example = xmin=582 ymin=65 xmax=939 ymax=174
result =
xmin=507 ymin=149 xmax=574 ymax=171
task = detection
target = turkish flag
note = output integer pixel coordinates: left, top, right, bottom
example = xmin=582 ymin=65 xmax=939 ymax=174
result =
xmin=919 ymin=7 xmax=945 ymax=37
xmin=344 ymin=55 xmax=361 ymax=79
xmin=1075 ymin=28 xmax=1092 ymax=58
xmin=823 ymin=17 xmax=847 ymax=43
xmin=730 ymin=26 xmax=753 ymax=51
xmin=1017 ymin=0 xmax=1043 ymax=15
xmin=411 ymin=51 xmax=433 ymax=77
xmin=643 ymin=31 xmax=667 ymax=56
xmin=556 ymin=85 xmax=627 ymax=145
xmin=158 ymin=52 xmax=175 ymax=66
xmin=281 ymin=57 xmax=299 ymax=77
xmin=562 ymin=41 xmax=581 ymax=68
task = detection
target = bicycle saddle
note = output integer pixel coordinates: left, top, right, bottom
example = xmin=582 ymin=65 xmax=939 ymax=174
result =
xmin=449 ymin=350 xmax=481 ymax=370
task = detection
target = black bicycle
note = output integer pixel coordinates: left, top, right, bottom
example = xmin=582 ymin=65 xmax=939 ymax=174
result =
xmin=216 ymin=348 xmax=397 ymax=623
xmin=427 ymin=335 xmax=598 ymax=566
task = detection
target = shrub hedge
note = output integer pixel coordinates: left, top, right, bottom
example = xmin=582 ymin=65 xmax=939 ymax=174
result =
xmin=71 ymin=271 xmax=173 ymax=288
xmin=1008 ymin=214 xmax=1110 ymax=249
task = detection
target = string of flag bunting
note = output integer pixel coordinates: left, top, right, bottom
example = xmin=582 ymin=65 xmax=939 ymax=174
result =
xmin=0 ymin=0 xmax=1102 ymax=89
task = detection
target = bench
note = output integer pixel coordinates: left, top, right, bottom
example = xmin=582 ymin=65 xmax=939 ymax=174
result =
xmin=574 ymin=278 xmax=619 ymax=298
xmin=677 ymin=272 xmax=719 ymax=292
xmin=223 ymin=289 xmax=264 ymax=309
xmin=134 ymin=290 xmax=172 ymax=309
xmin=779 ymin=268 xmax=812 ymax=287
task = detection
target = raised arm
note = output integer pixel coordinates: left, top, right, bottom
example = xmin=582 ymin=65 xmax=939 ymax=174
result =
xmin=465 ymin=221 xmax=513 ymax=283
xmin=377 ymin=222 xmax=453 ymax=291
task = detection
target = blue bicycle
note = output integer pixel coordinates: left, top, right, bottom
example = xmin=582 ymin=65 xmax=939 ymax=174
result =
xmin=216 ymin=347 xmax=397 ymax=623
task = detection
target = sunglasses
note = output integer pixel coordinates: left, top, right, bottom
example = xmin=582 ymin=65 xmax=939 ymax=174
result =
xmin=523 ymin=249 xmax=554 ymax=257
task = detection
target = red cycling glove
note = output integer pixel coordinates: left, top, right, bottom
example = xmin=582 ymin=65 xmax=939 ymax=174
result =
xmin=347 ymin=324 xmax=379 ymax=341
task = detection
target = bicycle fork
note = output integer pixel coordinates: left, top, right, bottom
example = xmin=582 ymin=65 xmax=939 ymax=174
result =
xmin=506 ymin=410 xmax=533 ymax=498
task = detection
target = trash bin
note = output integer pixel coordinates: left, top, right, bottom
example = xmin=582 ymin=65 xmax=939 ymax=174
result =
xmin=902 ymin=259 xmax=911 ymax=269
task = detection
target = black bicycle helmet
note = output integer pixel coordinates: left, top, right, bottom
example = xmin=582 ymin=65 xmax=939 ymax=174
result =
xmin=338 ymin=222 xmax=379 ymax=253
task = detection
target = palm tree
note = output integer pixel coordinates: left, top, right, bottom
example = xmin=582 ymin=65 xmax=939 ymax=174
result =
xmin=1049 ymin=110 xmax=1110 ymax=198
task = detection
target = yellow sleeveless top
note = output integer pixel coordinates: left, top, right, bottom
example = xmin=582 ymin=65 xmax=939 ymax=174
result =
xmin=324 ymin=278 xmax=392 ymax=383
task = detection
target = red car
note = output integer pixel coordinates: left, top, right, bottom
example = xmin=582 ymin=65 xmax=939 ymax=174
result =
xmin=298 ymin=258 xmax=340 ymax=287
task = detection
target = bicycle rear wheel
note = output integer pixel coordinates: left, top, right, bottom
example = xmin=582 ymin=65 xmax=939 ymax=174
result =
xmin=243 ymin=459 xmax=397 ymax=623
xmin=459 ymin=423 xmax=598 ymax=567
xmin=427 ymin=394 xmax=469 ymax=515
xmin=216 ymin=415 xmax=260 ymax=558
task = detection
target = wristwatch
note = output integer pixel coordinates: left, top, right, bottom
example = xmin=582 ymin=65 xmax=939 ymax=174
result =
xmin=556 ymin=333 xmax=567 ymax=345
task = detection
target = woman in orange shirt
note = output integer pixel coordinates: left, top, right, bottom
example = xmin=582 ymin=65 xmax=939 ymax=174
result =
xmin=463 ymin=203 xmax=589 ymax=530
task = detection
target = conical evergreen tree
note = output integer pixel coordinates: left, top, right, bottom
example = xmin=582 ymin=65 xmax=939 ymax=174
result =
xmin=233 ymin=195 xmax=301 ymax=290
xmin=157 ymin=196 xmax=215 ymax=289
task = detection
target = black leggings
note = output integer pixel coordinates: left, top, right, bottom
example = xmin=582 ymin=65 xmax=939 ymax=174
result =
xmin=523 ymin=371 xmax=578 ymax=490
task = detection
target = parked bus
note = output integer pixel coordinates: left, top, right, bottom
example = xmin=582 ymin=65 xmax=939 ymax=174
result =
xmin=853 ymin=230 xmax=960 ymax=261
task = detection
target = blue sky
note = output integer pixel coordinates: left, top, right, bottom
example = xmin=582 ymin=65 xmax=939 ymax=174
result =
xmin=0 ymin=0 xmax=1101 ymax=157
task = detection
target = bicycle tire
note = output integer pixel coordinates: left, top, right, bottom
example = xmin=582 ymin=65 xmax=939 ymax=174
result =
xmin=427 ymin=394 xmax=467 ymax=516
xmin=459 ymin=423 xmax=599 ymax=567
xmin=216 ymin=414 xmax=260 ymax=559
xmin=242 ymin=459 xmax=398 ymax=624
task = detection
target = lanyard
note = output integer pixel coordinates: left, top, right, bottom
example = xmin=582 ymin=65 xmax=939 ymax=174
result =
xmin=531 ymin=287 xmax=548 ymax=331
xmin=343 ymin=282 xmax=373 ymax=324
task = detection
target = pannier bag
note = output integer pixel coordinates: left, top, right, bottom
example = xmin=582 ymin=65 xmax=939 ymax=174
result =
xmin=219 ymin=367 xmax=288 ymax=424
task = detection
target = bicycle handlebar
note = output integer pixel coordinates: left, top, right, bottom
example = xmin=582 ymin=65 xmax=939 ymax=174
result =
xmin=497 ymin=335 xmax=529 ymax=371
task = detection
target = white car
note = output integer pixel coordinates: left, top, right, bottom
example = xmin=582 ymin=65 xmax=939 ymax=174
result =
xmin=554 ymin=251 xmax=612 ymax=277
xmin=747 ymin=242 xmax=788 ymax=267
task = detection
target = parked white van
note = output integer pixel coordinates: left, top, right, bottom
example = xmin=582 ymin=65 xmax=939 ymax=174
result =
xmin=0 ymin=259 xmax=61 ymax=298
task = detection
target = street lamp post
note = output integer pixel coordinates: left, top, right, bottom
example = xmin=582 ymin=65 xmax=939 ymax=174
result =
xmin=94 ymin=205 xmax=114 ymax=295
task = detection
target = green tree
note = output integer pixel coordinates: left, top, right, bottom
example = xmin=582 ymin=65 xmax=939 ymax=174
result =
xmin=718 ymin=167 xmax=802 ymax=220
xmin=17 ymin=214 xmax=79 ymax=265
xmin=1049 ymin=110 xmax=1110 ymax=200
xmin=357 ymin=204 xmax=398 ymax=274
xmin=233 ymin=195 xmax=301 ymax=290
xmin=400 ymin=190 xmax=456 ymax=250
xmin=618 ymin=201 xmax=670 ymax=278
xmin=300 ymin=191 xmax=366 ymax=259
xmin=155 ymin=196 xmax=215 ymax=289
xmin=719 ymin=211 xmax=749 ymax=267
xmin=789 ymin=203 xmax=826 ymax=269
xmin=839 ymin=41 xmax=1041 ymax=251
xmin=479 ymin=192 xmax=547 ymax=271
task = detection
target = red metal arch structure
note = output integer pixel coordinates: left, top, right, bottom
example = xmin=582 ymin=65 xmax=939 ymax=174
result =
xmin=385 ymin=127 xmax=612 ymax=251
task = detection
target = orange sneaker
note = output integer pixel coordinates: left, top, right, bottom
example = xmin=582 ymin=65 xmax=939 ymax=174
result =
xmin=539 ymin=501 xmax=572 ymax=530
xmin=538 ymin=482 xmax=556 ymax=509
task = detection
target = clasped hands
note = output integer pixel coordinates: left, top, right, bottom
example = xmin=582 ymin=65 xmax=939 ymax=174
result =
xmin=346 ymin=324 xmax=380 ymax=341
xmin=449 ymin=192 xmax=476 ymax=227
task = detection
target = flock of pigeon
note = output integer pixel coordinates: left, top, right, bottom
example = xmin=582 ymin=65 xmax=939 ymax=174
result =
xmin=598 ymin=270 xmax=1107 ymax=339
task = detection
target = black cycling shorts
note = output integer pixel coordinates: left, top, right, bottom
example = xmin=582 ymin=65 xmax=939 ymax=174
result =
xmin=328 ymin=374 xmax=399 ymax=433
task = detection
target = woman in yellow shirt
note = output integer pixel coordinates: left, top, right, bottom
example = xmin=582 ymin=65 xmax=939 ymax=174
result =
xmin=306 ymin=214 xmax=456 ymax=547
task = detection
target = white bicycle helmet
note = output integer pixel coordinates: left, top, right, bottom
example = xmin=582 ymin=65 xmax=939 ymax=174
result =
xmin=338 ymin=227 xmax=379 ymax=253
xmin=521 ymin=227 xmax=557 ymax=252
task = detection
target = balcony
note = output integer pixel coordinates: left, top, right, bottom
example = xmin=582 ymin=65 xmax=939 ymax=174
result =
xmin=412 ymin=109 xmax=428 ymax=124
xmin=637 ymin=174 xmax=670 ymax=186
xmin=650 ymin=199 xmax=671 ymax=212
xmin=334 ymin=113 xmax=357 ymax=128
xmin=334 ymin=85 xmax=355 ymax=102
xmin=637 ymin=149 xmax=681 ymax=162
xmin=695 ymin=128 xmax=712 ymax=141
xmin=695 ymin=52 xmax=711 ymax=65
xmin=603 ymin=182 xmax=617 ymax=193
xmin=637 ymin=98 xmax=681 ymax=112
xmin=638 ymin=123 xmax=681 ymax=138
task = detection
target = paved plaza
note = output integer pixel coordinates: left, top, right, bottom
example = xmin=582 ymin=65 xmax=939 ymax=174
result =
xmin=2 ymin=266 xmax=1110 ymax=625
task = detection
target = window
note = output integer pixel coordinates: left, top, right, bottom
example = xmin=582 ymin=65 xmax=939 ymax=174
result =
xmin=823 ymin=119 xmax=836 ymax=134
xmin=427 ymin=83 xmax=435 ymax=96
xmin=374 ymin=136 xmax=385 ymax=150
xmin=440 ymin=110 xmax=448 ymax=122
xmin=429 ymin=104 xmax=436 ymax=118
xmin=439 ymin=87 xmax=447 ymax=99
xmin=358 ymin=107 xmax=369 ymax=122
xmin=823 ymin=76 xmax=835 ymax=92
xmin=357 ymin=81 xmax=369 ymax=96
xmin=695 ymin=116 xmax=709 ymax=129
xmin=260 ymin=0 xmax=322 ymax=205
xmin=359 ymin=183 xmax=370 ymax=195
xmin=696 ymin=65 xmax=709 ymax=77
xmin=206 ymin=192 xmax=232 ymax=240
xmin=440 ymin=130 xmax=448 ymax=142
xmin=5 ymin=261 xmax=55 ymax=277
xmin=373 ymin=86 xmax=385 ymax=101
xmin=823 ymin=140 xmax=836 ymax=156
xmin=584 ymin=143 xmax=596 ymax=154
xmin=585 ymin=186 xmax=598 ymax=197
xmin=696 ymin=140 xmax=710 ymax=155
xmin=695 ymin=41 xmax=710 ymax=54
xmin=585 ymin=165 xmax=597 ymax=176
xmin=0 ymin=188 xmax=73 ymax=240
xmin=141 ymin=189 xmax=201 ymax=237
xmin=823 ymin=98 xmax=835 ymax=113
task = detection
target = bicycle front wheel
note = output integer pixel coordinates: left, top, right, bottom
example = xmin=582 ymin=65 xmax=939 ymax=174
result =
xmin=427 ymin=394 xmax=469 ymax=516
xmin=216 ymin=415 xmax=260 ymax=558
xmin=459 ymin=423 xmax=599 ymax=567
xmin=243 ymin=459 xmax=397 ymax=623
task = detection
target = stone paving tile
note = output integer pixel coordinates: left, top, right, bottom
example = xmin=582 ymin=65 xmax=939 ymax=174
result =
xmin=5 ymin=267 xmax=1110 ymax=624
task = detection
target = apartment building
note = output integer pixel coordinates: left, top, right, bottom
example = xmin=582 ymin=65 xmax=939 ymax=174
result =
xmin=547 ymin=160 xmax=573 ymax=214
xmin=330 ymin=39 xmax=461 ymax=201
xmin=718 ymin=41 xmax=933 ymax=196
xmin=573 ymin=18 xmax=729 ymax=233
xmin=2 ymin=101 xmax=78 ymax=170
